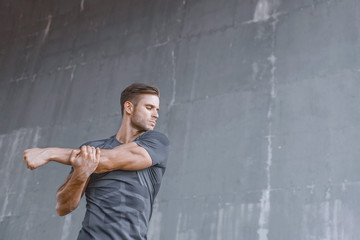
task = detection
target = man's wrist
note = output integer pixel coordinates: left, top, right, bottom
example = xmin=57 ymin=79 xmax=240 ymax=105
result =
xmin=47 ymin=147 xmax=73 ymax=164
xmin=73 ymin=168 xmax=91 ymax=181
xmin=45 ymin=148 xmax=55 ymax=162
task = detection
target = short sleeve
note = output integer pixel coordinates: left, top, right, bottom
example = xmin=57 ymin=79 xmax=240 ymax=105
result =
xmin=134 ymin=131 xmax=170 ymax=167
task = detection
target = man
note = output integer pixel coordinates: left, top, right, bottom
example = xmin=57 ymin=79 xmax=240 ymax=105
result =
xmin=23 ymin=83 xmax=170 ymax=240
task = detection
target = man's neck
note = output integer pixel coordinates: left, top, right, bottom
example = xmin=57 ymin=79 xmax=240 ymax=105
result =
xmin=115 ymin=120 xmax=145 ymax=144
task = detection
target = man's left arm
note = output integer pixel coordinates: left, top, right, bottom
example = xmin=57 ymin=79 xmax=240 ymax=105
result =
xmin=95 ymin=142 xmax=152 ymax=172
xmin=24 ymin=131 xmax=169 ymax=172
xmin=24 ymin=148 xmax=78 ymax=170
xmin=24 ymin=145 xmax=151 ymax=171
xmin=96 ymin=131 xmax=170 ymax=172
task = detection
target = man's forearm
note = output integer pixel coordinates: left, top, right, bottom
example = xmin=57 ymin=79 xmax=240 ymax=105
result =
xmin=47 ymin=147 xmax=75 ymax=165
xmin=24 ymin=147 xmax=77 ymax=170
xmin=56 ymin=170 xmax=89 ymax=216
xmin=55 ymin=146 xmax=99 ymax=216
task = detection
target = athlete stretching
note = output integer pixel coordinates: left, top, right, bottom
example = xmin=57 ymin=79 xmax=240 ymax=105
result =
xmin=23 ymin=83 xmax=170 ymax=239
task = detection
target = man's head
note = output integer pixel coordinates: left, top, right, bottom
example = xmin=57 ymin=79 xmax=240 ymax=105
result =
xmin=120 ymin=83 xmax=160 ymax=131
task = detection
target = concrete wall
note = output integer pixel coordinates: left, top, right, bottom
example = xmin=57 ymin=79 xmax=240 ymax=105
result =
xmin=1 ymin=0 xmax=360 ymax=239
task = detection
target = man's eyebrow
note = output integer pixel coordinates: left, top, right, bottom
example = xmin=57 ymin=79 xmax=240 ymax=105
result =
xmin=145 ymin=104 xmax=160 ymax=110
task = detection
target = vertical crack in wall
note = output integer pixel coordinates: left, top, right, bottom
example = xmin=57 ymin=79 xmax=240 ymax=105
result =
xmin=175 ymin=212 xmax=183 ymax=240
xmin=168 ymin=50 xmax=177 ymax=111
xmin=15 ymin=127 xmax=41 ymax=214
xmin=71 ymin=65 xmax=77 ymax=82
xmin=147 ymin=202 xmax=162 ymax=239
xmin=21 ymin=208 xmax=33 ymax=240
xmin=216 ymin=208 xmax=224 ymax=240
xmin=21 ymin=14 xmax=52 ymax=83
xmin=321 ymin=187 xmax=344 ymax=240
xmin=254 ymin=0 xmax=271 ymax=22
xmin=0 ymin=128 xmax=41 ymax=227
xmin=60 ymin=214 xmax=72 ymax=240
xmin=80 ymin=0 xmax=85 ymax=12
xmin=246 ymin=0 xmax=280 ymax=23
xmin=176 ymin=52 xmax=199 ymax=240
xmin=41 ymin=15 xmax=52 ymax=44
xmin=0 ymin=130 xmax=22 ymax=222
xmin=65 ymin=63 xmax=77 ymax=82
xmin=0 ymin=186 xmax=10 ymax=222
xmin=303 ymin=199 xmax=344 ymax=240
xmin=182 ymin=50 xmax=199 ymax=164
xmin=0 ymin=134 xmax=6 ymax=223
xmin=257 ymin=10 xmax=279 ymax=240
xmin=324 ymin=188 xmax=332 ymax=240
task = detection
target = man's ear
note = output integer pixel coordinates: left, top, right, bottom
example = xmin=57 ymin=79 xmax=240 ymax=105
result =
xmin=124 ymin=101 xmax=134 ymax=115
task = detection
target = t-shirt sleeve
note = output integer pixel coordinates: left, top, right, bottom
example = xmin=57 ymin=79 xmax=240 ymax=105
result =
xmin=134 ymin=131 xmax=170 ymax=167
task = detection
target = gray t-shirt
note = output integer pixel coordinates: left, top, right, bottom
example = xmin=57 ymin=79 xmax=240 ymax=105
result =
xmin=76 ymin=131 xmax=170 ymax=240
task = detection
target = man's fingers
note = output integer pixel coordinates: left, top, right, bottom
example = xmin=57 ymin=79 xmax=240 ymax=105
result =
xmin=70 ymin=149 xmax=79 ymax=160
xmin=23 ymin=152 xmax=28 ymax=162
xmin=88 ymin=146 xmax=96 ymax=160
xmin=96 ymin=148 xmax=101 ymax=162
xmin=23 ymin=149 xmax=31 ymax=162
xmin=81 ymin=146 xmax=88 ymax=158
xmin=23 ymin=149 xmax=34 ymax=169
xmin=81 ymin=145 xmax=87 ymax=156
xmin=73 ymin=149 xmax=81 ymax=155
xmin=70 ymin=149 xmax=77 ymax=157
xmin=91 ymin=146 xmax=96 ymax=159
xmin=86 ymin=146 xmax=93 ymax=159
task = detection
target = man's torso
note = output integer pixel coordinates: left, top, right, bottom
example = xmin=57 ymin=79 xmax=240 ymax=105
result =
xmin=76 ymin=131 xmax=169 ymax=240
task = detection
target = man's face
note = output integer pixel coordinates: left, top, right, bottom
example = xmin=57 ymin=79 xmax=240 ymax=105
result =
xmin=130 ymin=94 xmax=160 ymax=131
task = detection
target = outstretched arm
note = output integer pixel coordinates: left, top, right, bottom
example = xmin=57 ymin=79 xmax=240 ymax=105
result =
xmin=24 ymin=142 xmax=152 ymax=172
xmin=24 ymin=147 xmax=77 ymax=170
xmin=56 ymin=146 xmax=99 ymax=216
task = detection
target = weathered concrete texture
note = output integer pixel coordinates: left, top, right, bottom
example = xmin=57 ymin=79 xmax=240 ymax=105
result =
xmin=1 ymin=0 xmax=360 ymax=239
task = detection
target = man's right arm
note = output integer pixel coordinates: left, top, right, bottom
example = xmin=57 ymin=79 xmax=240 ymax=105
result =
xmin=55 ymin=146 xmax=100 ymax=216
xmin=55 ymin=170 xmax=89 ymax=216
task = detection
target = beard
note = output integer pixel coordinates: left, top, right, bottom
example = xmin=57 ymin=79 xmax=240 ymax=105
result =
xmin=130 ymin=112 xmax=151 ymax=132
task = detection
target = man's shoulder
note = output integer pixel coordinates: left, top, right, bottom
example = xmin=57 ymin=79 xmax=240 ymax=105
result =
xmin=80 ymin=135 xmax=116 ymax=148
xmin=137 ymin=131 xmax=169 ymax=145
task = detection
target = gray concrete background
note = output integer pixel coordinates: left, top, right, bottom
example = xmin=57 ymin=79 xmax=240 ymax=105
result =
xmin=1 ymin=0 xmax=360 ymax=239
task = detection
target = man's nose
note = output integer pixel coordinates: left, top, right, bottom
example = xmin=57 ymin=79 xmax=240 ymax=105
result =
xmin=153 ymin=110 xmax=159 ymax=119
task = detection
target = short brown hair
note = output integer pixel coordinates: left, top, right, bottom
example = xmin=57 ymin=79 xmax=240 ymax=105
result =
xmin=120 ymin=83 xmax=160 ymax=116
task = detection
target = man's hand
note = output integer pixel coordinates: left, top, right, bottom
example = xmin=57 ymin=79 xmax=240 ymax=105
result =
xmin=55 ymin=145 xmax=99 ymax=216
xmin=70 ymin=146 xmax=100 ymax=177
xmin=24 ymin=148 xmax=52 ymax=170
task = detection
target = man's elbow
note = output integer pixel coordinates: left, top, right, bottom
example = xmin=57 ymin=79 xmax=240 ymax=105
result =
xmin=56 ymin=205 xmax=69 ymax=216
xmin=56 ymin=202 xmax=77 ymax=216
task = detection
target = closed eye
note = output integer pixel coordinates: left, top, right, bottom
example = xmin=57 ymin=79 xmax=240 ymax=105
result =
xmin=145 ymin=105 xmax=159 ymax=111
